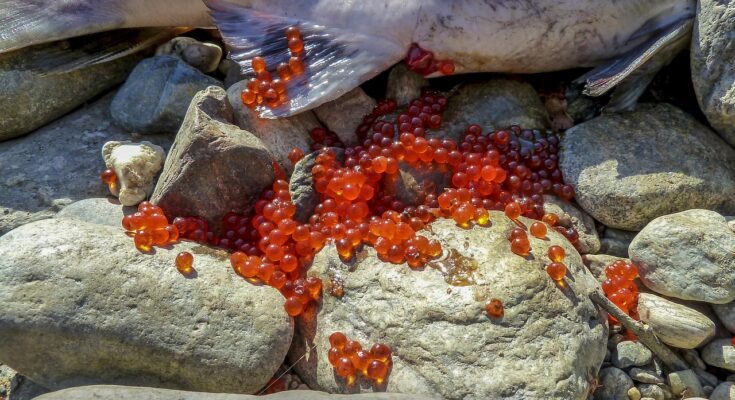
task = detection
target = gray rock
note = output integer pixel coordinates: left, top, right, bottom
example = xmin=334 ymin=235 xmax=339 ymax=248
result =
xmin=111 ymin=56 xmax=223 ymax=134
xmin=36 ymin=386 xmax=431 ymax=400
xmin=629 ymin=209 xmax=735 ymax=303
xmin=694 ymin=367 xmax=720 ymax=388
xmin=691 ymin=0 xmax=735 ymax=147
xmin=638 ymin=384 xmax=666 ymax=400
xmin=713 ymin=301 xmax=735 ymax=334
xmin=383 ymin=162 xmax=451 ymax=207
xmin=55 ymin=197 xmax=134 ymax=228
xmin=430 ymin=79 xmax=550 ymax=143
xmin=288 ymin=148 xmax=344 ymax=223
xmin=681 ymin=349 xmax=708 ymax=371
xmin=559 ymin=103 xmax=735 ymax=231
xmin=599 ymin=228 xmax=637 ymax=258
xmin=702 ymin=339 xmax=735 ymax=371
xmin=543 ymin=195 xmax=600 ymax=254
xmin=613 ymin=341 xmax=653 ymax=369
xmin=290 ymin=215 xmax=607 ymax=399
xmin=151 ymin=86 xmax=274 ymax=229
xmin=583 ymin=254 xmax=630 ymax=282
xmin=227 ymin=81 xmax=317 ymax=174
xmin=0 ymin=218 xmax=292 ymax=393
xmin=385 ymin=64 xmax=428 ymax=106
xmin=0 ymin=42 xmax=138 ymax=142
xmin=0 ymin=93 xmax=172 ymax=236
xmin=710 ymin=382 xmax=735 ymax=400
xmin=155 ymin=37 xmax=223 ymax=74
xmin=668 ymin=370 xmax=704 ymax=397
xmin=313 ymin=88 xmax=375 ymax=146
xmin=636 ymin=293 xmax=716 ymax=349
xmin=594 ymin=367 xmax=634 ymax=400
xmin=629 ymin=368 xmax=664 ymax=385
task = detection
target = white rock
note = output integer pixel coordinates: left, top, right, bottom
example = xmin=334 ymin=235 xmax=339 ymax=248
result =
xmin=102 ymin=140 xmax=165 ymax=206
xmin=637 ymin=293 xmax=716 ymax=349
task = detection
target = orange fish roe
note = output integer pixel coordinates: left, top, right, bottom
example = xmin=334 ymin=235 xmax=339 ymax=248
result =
xmin=327 ymin=332 xmax=392 ymax=385
xmin=485 ymin=298 xmax=504 ymax=318
xmin=175 ymin=251 xmax=194 ymax=275
xmin=288 ymin=147 xmax=305 ymax=165
xmin=100 ymin=168 xmax=117 ymax=191
xmin=601 ymin=260 xmax=640 ymax=325
xmin=121 ymin=201 xmax=180 ymax=252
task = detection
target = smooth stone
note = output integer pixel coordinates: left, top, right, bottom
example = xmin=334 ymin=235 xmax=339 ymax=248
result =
xmin=0 ymin=218 xmax=292 ymax=393
xmin=559 ymin=103 xmax=735 ymax=231
xmin=681 ymin=349 xmax=708 ymax=371
xmin=385 ymin=64 xmax=427 ymax=106
xmin=290 ymin=215 xmax=607 ymax=399
xmin=111 ymin=56 xmax=223 ymax=134
xmin=638 ymin=384 xmax=665 ymax=400
xmin=713 ymin=301 xmax=735 ymax=334
xmin=543 ymin=195 xmax=600 ymax=254
xmin=629 ymin=368 xmax=664 ymax=385
xmin=155 ymin=37 xmax=222 ymax=74
xmin=694 ymin=367 xmax=720 ymax=388
xmin=313 ymin=88 xmax=376 ymax=146
xmin=583 ymin=254 xmax=630 ymax=282
xmin=288 ymin=148 xmax=344 ymax=224
xmin=0 ymin=42 xmax=138 ymax=142
xmin=151 ymin=86 xmax=274 ymax=229
xmin=628 ymin=386 xmax=642 ymax=400
xmin=0 ymin=93 xmax=172 ymax=236
xmin=702 ymin=339 xmax=735 ymax=371
xmin=613 ymin=341 xmax=652 ymax=369
xmin=668 ymin=370 xmax=704 ymax=397
xmin=636 ymin=293 xmax=716 ymax=349
xmin=594 ymin=367 xmax=634 ymax=400
xmin=710 ymin=382 xmax=735 ymax=400
xmin=55 ymin=197 xmax=134 ymax=228
xmin=382 ymin=162 xmax=451 ymax=207
xmin=690 ymin=0 xmax=735 ymax=147
xmin=599 ymin=228 xmax=637 ymax=258
xmin=629 ymin=209 xmax=735 ymax=303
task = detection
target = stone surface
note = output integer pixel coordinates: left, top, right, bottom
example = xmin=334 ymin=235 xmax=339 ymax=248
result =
xmin=227 ymin=81 xmax=317 ymax=174
xmin=543 ymin=195 xmax=600 ymax=254
xmin=710 ymin=382 xmax=735 ymax=400
xmin=668 ymin=370 xmax=704 ymax=397
xmin=102 ymin=141 xmax=166 ymax=206
xmin=0 ymin=93 xmax=172 ymax=236
xmin=713 ymin=301 xmax=735 ymax=334
xmin=430 ymin=79 xmax=550 ymax=142
xmin=612 ymin=341 xmax=652 ymax=369
xmin=637 ymin=293 xmax=716 ymax=349
xmin=290 ymin=215 xmax=607 ymax=399
xmin=638 ymin=384 xmax=665 ymax=400
xmin=559 ymin=103 xmax=735 ymax=231
xmin=629 ymin=209 xmax=735 ymax=303
xmin=313 ymin=88 xmax=376 ymax=146
xmin=111 ymin=56 xmax=223 ymax=134
xmin=0 ymin=218 xmax=292 ymax=393
xmin=629 ymin=368 xmax=664 ymax=385
xmin=288 ymin=148 xmax=344 ymax=223
xmin=690 ymin=0 xmax=735 ymax=147
xmin=155 ymin=37 xmax=223 ymax=73
xmin=627 ymin=387 xmax=642 ymax=400
xmin=583 ymin=254 xmax=630 ymax=282
xmin=55 ymin=197 xmax=133 ymax=228
xmin=151 ymin=86 xmax=274 ymax=228
xmin=599 ymin=228 xmax=636 ymax=258
xmin=385 ymin=64 xmax=428 ymax=106
xmin=594 ymin=367 xmax=634 ymax=400
xmin=702 ymin=339 xmax=735 ymax=372
xmin=383 ymin=162 xmax=451 ymax=207
xmin=0 ymin=42 xmax=138 ymax=142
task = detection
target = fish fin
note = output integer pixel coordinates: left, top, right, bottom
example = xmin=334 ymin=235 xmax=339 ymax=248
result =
xmin=576 ymin=17 xmax=692 ymax=111
xmin=205 ymin=0 xmax=406 ymax=118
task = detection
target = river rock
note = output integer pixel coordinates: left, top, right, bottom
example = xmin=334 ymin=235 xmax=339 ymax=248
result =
xmin=599 ymin=228 xmax=636 ymax=258
xmin=559 ymin=103 xmax=735 ymax=231
xmin=710 ymin=382 xmax=735 ymax=400
xmin=290 ymin=215 xmax=607 ymax=399
xmin=385 ymin=64 xmax=427 ymax=106
xmin=383 ymin=162 xmax=451 ymax=206
xmin=543 ymin=195 xmax=600 ymax=254
xmin=637 ymin=293 xmax=716 ymax=349
xmin=691 ymin=0 xmax=735 ymax=147
xmin=111 ymin=56 xmax=223 ymax=134
xmin=314 ymin=88 xmax=376 ymax=146
xmin=629 ymin=209 xmax=735 ymax=303
xmin=151 ymin=86 xmax=274 ymax=229
xmin=0 ymin=218 xmax=292 ymax=393
xmin=702 ymin=339 xmax=735 ymax=371
xmin=0 ymin=41 xmax=138 ymax=142
xmin=155 ymin=37 xmax=222 ymax=74
xmin=0 ymin=93 xmax=172 ymax=236
xmin=55 ymin=197 xmax=133 ymax=228
xmin=583 ymin=254 xmax=630 ymax=282
xmin=714 ymin=301 xmax=735 ymax=334
xmin=594 ymin=367 xmax=634 ymax=400
xmin=288 ymin=148 xmax=344 ymax=223
xmin=638 ymin=384 xmax=666 ymax=400
xmin=630 ymin=368 xmax=664 ymax=385
xmin=612 ymin=341 xmax=652 ymax=369
xmin=668 ymin=370 xmax=704 ymax=398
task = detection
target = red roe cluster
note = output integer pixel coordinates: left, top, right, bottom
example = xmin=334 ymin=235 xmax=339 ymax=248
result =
xmin=121 ymin=202 xmax=180 ymax=252
xmin=405 ymin=43 xmax=455 ymax=76
xmin=327 ymin=332 xmax=392 ymax=386
xmin=240 ymin=26 xmax=305 ymax=110
xmin=309 ymin=126 xmax=345 ymax=152
xmin=601 ymin=260 xmax=640 ymax=323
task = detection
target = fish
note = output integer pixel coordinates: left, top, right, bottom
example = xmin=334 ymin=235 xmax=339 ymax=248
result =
xmin=0 ymin=0 xmax=696 ymax=118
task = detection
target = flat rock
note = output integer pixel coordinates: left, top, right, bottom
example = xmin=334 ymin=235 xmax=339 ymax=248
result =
xmin=559 ymin=103 xmax=735 ymax=231
xmin=313 ymin=88 xmax=376 ymax=146
xmin=543 ymin=195 xmax=600 ymax=254
xmin=55 ymin=197 xmax=134 ymax=228
xmin=111 ymin=56 xmax=223 ymax=134
xmin=385 ymin=64 xmax=427 ymax=106
xmin=290 ymin=215 xmax=607 ymax=399
xmin=0 ymin=218 xmax=292 ymax=393
xmin=710 ymin=382 xmax=735 ymax=400
xmin=702 ymin=339 xmax=735 ymax=371
xmin=637 ymin=293 xmax=716 ymax=349
xmin=0 ymin=42 xmax=138 ymax=142
xmin=691 ymin=0 xmax=735 ymax=147
xmin=0 ymin=93 xmax=172 ymax=236
xmin=594 ymin=367 xmax=634 ymax=400
xmin=629 ymin=209 xmax=735 ymax=303
xmin=612 ymin=341 xmax=652 ymax=369
xmin=151 ymin=86 xmax=274 ymax=229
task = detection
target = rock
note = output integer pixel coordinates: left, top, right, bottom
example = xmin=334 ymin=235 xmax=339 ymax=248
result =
xmin=681 ymin=349 xmax=708 ymax=371
xmin=702 ymin=339 xmax=735 ymax=371
xmin=385 ymin=64 xmax=428 ymax=106
xmin=0 ymin=93 xmax=172 ymax=236
xmin=599 ymin=228 xmax=636 ymax=258
xmin=102 ymin=141 xmax=166 ymax=206
xmin=383 ymin=162 xmax=451 ymax=206
xmin=559 ymin=103 xmax=735 ymax=231
xmin=155 ymin=37 xmax=223 ymax=73
xmin=668 ymin=370 xmax=704 ymax=397
xmin=313 ymin=88 xmax=376 ymax=146
xmin=583 ymin=254 xmax=630 ymax=282
xmin=710 ymin=382 xmax=735 ymax=400
xmin=612 ymin=341 xmax=653 ymax=369
xmin=288 ymin=148 xmax=344 ymax=223
xmin=430 ymin=79 xmax=550 ymax=142
xmin=629 ymin=368 xmax=664 ymax=385
xmin=694 ymin=367 xmax=720 ymax=388
xmin=0 ymin=42 xmax=138 ymax=142
xmin=629 ymin=209 xmax=735 ymax=303
xmin=713 ymin=301 xmax=735 ymax=334
xmin=55 ymin=198 xmax=133 ymax=228
xmin=0 ymin=218 xmax=292 ymax=393
xmin=111 ymin=56 xmax=223 ymax=134
xmin=636 ymin=293 xmax=716 ymax=348
xmin=227 ymin=81 xmax=317 ymax=174
xmin=594 ymin=367 xmax=634 ymax=400
xmin=543 ymin=195 xmax=600 ymax=254
xmin=290 ymin=215 xmax=607 ymax=399
xmin=151 ymin=86 xmax=274 ymax=228
xmin=627 ymin=386 xmax=642 ymax=400
xmin=638 ymin=384 xmax=666 ymax=400
xmin=690 ymin=0 xmax=735 ymax=147
xmin=36 ymin=386 xmax=430 ymax=400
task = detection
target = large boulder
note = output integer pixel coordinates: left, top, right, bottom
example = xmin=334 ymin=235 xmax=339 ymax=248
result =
xmin=629 ymin=209 xmax=735 ymax=304
xmin=289 ymin=215 xmax=607 ymax=399
xmin=560 ymin=103 xmax=735 ymax=231
xmin=0 ymin=218 xmax=292 ymax=393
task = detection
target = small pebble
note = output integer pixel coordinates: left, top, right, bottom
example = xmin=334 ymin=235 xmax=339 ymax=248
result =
xmin=629 ymin=367 xmax=664 ymax=384
xmin=668 ymin=369 xmax=704 ymax=397
xmin=613 ymin=341 xmax=653 ymax=369
xmin=638 ymin=383 xmax=665 ymax=400
xmin=627 ymin=386 xmax=642 ymax=400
